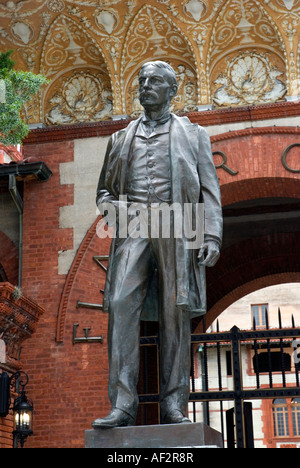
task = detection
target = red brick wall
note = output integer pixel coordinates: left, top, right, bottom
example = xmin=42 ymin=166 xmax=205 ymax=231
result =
xmin=204 ymin=127 xmax=300 ymax=327
xmin=20 ymin=141 xmax=76 ymax=447
xmin=0 ymin=414 xmax=13 ymax=448
xmin=211 ymin=127 xmax=300 ymax=195
xmin=17 ymin=126 xmax=300 ymax=448
xmin=19 ymin=140 xmax=112 ymax=447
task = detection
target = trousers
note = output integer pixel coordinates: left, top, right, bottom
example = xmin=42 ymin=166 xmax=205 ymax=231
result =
xmin=107 ymin=216 xmax=191 ymax=421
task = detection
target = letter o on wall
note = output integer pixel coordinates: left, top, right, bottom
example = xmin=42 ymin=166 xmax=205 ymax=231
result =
xmin=281 ymin=143 xmax=300 ymax=173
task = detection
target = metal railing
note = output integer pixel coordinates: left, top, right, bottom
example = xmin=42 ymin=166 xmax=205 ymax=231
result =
xmin=138 ymin=309 xmax=300 ymax=448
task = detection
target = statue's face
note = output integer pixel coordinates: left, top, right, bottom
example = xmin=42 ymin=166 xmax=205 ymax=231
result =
xmin=138 ymin=64 xmax=177 ymax=111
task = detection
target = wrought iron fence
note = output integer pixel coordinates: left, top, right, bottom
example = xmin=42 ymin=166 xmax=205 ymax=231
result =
xmin=138 ymin=309 xmax=300 ymax=448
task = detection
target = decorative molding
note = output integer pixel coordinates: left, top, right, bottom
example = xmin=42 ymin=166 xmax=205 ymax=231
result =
xmin=121 ymin=4 xmax=198 ymax=115
xmin=0 ymin=282 xmax=44 ymax=368
xmin=210 ymin=124 xmax=300 ymax=144
xmin=45 ymin=70 xmax=112 ymax=125
xmin=1 ymin=0 xmax=298 ymax=124
xmin=23 ymin=101 xmax=300 ymax=145
xmin=212 ymin=51 xmax=287 ymax=107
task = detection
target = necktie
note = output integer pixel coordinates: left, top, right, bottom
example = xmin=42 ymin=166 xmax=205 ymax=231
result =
xmin=143 ymin=114 xmax=170 ymax=136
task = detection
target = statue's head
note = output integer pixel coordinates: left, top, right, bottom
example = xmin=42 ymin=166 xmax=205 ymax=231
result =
xmin=138 ymin=61 xmax=178 ymax=111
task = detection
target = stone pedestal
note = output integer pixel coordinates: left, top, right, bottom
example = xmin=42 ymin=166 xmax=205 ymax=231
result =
xmin=85 ymin=423 xmax=223 ymax=448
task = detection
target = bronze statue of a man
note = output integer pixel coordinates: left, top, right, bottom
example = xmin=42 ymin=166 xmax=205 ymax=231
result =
xmin=93 ymin=61 xmax=222 ymax=428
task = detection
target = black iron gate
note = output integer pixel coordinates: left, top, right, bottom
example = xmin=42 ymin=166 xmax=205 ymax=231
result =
xmin=138 ymin=310 xmax=300 ymax=448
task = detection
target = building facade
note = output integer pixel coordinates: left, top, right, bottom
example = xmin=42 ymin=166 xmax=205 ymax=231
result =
xmin=188 ymin=283 xmax=300 ymax=448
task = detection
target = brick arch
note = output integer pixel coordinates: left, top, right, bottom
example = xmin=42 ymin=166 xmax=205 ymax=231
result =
xmin=211 ymin=127 xmax=300 ymax=192
xmin=200 ymin=232 xmax=300 ymax=331
xmin=220 ymin=177 xmax=300 ymax=207
xmin=198 ymin=128 xmax=300 ymax=330
xmin=0 ymin=231 xmax=18 ymax=285
xmin=199 ymin=174 xmax=300 ymax=330
xmin=205 ymin=273 xmax=300 ymax=331
xmin=55 ymin=128 xmax=300 ymax=341
xmin=56 ymin=216 xmax=110 ymax=343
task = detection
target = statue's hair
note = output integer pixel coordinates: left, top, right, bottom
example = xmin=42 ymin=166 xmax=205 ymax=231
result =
xmin=139 ymin=61 xmax=177 ymax=86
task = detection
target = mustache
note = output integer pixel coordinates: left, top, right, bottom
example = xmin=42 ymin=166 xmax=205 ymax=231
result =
xmin=139 ymin=91 xmax=156 ymax=99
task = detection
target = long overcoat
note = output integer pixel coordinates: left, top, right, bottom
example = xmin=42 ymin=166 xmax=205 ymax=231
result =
xmin=96 ymin=114 xmax=223 ymax=320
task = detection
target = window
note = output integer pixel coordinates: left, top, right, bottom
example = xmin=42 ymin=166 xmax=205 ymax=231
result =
xmin=273 ymin=399 xmax=289 ymax=437
xmin=251 ymin=304 xmax=268 ymax=328
xmin=253 ymin=351 xmax=291 ymax=374
xmin=273 ymin=398 xmax=300 ymax=439
xmin=292 ymin=398 xmax=300 ymax=436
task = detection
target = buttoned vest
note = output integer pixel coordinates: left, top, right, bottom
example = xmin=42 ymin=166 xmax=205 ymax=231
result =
xmin=126 ymin=119 xmax=171 ymax=205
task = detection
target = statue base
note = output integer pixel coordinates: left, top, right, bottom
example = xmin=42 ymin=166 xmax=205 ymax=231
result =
xmin=85 ymin=422 xmax=223 ymax=448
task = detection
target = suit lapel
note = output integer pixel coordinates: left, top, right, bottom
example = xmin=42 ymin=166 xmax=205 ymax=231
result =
xmin=118 ymin=117 xmax=142 ymax=194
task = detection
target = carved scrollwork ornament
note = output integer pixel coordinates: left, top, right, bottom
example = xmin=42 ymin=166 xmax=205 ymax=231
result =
xmin=264 ymin=0 xmax=300 ymax=14
xmin=213 ymin=52 xmax=287 ymax=107
xmin=10 ymin=21 xmax=34 ymax=45
xmin=184 ymin=0 xmax=207 ymax=22
xmin=47 ymin=0 xmax=65 ymax=12
xmin=95 ymin=9 xmax=119 ymax=34
xmin=45 ymin=71 xmax=112 ymax=125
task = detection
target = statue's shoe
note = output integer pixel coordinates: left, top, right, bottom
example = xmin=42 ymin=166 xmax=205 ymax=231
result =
xmin=92 ymin=408 xmax=135 ymax=429
xmin=162 ymin=409 xmax=192 ymax=425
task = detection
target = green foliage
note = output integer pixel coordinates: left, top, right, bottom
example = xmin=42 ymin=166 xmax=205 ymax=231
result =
xmin=0 ymin=49 xmax=15 ymax=77
xmin=0 ymin=50 xmax=49 ymax=146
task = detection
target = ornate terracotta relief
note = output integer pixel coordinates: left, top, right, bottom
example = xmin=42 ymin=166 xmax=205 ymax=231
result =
xmin=0 ymin=0 xmax=298 ymax=125
xmin=122 ymin=5 xmax=198 ymax=117
xmin=41 ymin=15 xmax=112 ymax=124
xmin=208 ymin=0 xmax=287 ymax=106
xmin=212 ymin=51 xmax=287 ymax=107
xmin=44 ymin=70 xmax=112 ymax=125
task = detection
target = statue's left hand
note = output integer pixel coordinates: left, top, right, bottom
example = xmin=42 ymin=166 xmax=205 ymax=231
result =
xmin=198 ymin=240 xmax=220 ymax=267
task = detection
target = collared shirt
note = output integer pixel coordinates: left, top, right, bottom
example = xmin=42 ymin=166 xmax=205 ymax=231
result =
xmin=126 ymin=115 xmax=172 ymax=205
